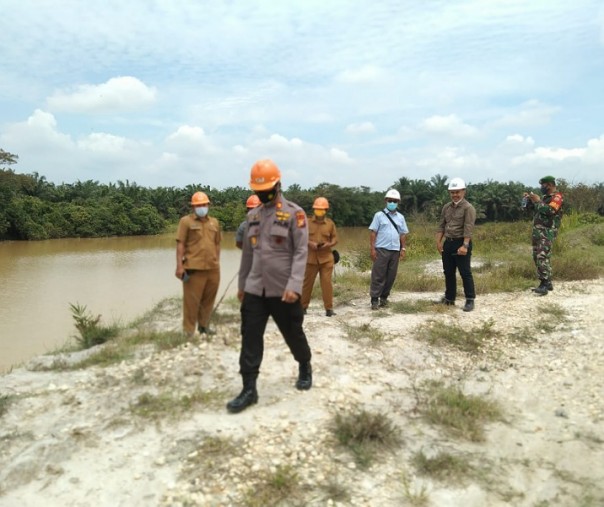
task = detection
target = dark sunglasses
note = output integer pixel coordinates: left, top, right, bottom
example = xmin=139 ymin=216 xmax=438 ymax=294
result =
xmin=386 ymin=199 xmax=399 ymax=203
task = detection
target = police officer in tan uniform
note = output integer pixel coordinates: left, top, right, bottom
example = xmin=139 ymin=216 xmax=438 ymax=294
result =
xmin=301 ymin=197 xmax=338 ymax=316
xmin=226 ymin=159 xmax=312 ymax=414
xmin=175 ymin=191 xmax=221 ymax=336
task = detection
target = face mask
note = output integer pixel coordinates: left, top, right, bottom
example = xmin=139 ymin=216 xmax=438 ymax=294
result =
xmin=194 ymin=206 xmax=209 ymax=218
xmin=540 ymin=185 xmax=549 ymax=195
xmin=314 ymin=209 xmax=326 ymax=218
xmin=255 ymin=188 xmax=277 ymax=204
xmin=386 ymin=202 xmax=398 ymax=212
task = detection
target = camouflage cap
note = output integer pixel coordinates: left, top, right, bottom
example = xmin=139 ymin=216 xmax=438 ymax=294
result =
xmin=539 ymin=175 xmax=556 ymax=184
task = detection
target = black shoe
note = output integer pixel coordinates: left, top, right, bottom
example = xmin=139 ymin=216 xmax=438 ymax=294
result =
xmin=379 ymin=298 xmax=388 ymax=307
xmin=198 ymin=326 xmax=216 ymax=335
xmin=325 ymin=309 xmax=336 ymax=317
xmin=438 ymin=297 xmax=455 ymax=306
xmin=546 ymin=281 xmax=553 ymax=291
xmin=303 ymin=308 xmax=307 ymax=315
xmin=371 ymin=298 xmax=379 ymax=310
xmin=533 ymin=281 xmax=549 ymax=296
xmin=462 ymin=300 xmax=474 ymax=312
xmin=226 ymin=387 xmax=258 ymax=413
xmin=296 ymin=362 xmax=312 ymax=390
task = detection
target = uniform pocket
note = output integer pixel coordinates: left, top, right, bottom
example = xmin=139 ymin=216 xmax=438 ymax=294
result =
xmin=270 ymin=225 xmax=289 ymax=249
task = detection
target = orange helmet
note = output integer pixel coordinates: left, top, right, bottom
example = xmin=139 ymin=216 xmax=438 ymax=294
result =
xmin=249 ymin=159 xmax=281 ymax=191
xmin=191 ymin=191 xmax=210 ymax=206
xmin=246 ymin=194 xmax=261 ymax=209
xmin=313 ymin=197 xmax=329 ymax=210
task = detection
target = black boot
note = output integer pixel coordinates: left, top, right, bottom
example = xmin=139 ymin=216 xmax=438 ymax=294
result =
xmin=296 ymin=362 xmax=312 ymax=390
xmin=533 ymin=280 xmax=549 ymax=296
xmin=226 ymin=376 xmax=258 ymax=413
xmin=546 ymin=281 xmax=553 ymax=291
xmin=462 ymin=299 xmax=474 ymax=312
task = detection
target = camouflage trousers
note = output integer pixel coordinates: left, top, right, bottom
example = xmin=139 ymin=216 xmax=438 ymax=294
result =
xmin=531 ymin=228 xmax=555 ymax=281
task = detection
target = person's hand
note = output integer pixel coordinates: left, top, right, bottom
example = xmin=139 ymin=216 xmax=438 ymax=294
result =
xmin=237 ymin=290 xmax=245 ymax=302
xmin=528 ymin=192 xmax=540 ymax=203
xmin=437 ymin=243 xmax=443 ymax=254
xmin=457 ymin=245 xmax=468 ymax=256
xmin=370 ymin=247 xmax=377 ymax=262
xmin=282 ymin=290 xmax=299 ymax=303
xmin=317 ymin=242 xmax=325 ymax=249
xmin=309 ymin=241 xmax=318 ymax=251
xmin=175 ymin=267 xmax=184 ymax=280
xmin=399 ymin=249 xmax=406 ymax=260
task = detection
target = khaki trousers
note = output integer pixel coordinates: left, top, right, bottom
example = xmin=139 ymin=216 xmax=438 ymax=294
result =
xmin=301 ymin=261 xmax=334 ymax=310
xmin=182 ymin=268 xmax=220 ymax=334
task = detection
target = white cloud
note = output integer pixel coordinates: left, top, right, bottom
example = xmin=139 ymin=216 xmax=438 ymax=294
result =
xmin=492 ymin=100 xmax=559 ymax=128
xmin=330 ymin=148 xmax=354 ymax=164
xmin=417 ymin=146 xmax=482 ymax=170
xmin=504 ymin=134 xmax=535 ymax=146
xmin=47 ymin=77 xmax=156 ymax=114
xmin=419 ymin=114 xmax=479 ymax=138
xmin=166 ymin=125 xmax=217 ymax=154
xmin=345 ymin=122 xmax=376 ymax=134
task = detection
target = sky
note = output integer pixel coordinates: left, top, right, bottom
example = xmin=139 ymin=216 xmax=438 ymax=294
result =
xmin=1 ymin=0 xmax=604 ymax=192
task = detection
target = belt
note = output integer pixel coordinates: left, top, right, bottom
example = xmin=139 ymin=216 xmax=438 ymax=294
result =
xmin=445 ymin=237 xmax=464 ymax=241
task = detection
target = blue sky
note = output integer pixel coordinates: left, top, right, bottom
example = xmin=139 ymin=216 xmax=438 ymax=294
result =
xmin=1 ymin=0 xmax=603 ymax=192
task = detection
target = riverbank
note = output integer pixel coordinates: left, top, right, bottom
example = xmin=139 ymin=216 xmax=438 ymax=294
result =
xmin=1 ymin=279 xmax=603 ymax=506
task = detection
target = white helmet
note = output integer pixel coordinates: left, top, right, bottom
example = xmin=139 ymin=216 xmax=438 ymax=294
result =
xmin=385 ymin=189 xmax=400 ymax=200
xmin=447 ymin=178 xmax=466 ymax=190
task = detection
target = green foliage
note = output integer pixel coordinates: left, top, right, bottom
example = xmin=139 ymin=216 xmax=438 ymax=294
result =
xmin=69 ymin=303 xmax=119 ymax=349
xmin=0 ymin=394 xmax=15 ymax=418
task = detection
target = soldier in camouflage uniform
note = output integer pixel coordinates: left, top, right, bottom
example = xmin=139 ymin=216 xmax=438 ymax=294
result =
xmin=524 ymin=175 xmax=564 ymax=296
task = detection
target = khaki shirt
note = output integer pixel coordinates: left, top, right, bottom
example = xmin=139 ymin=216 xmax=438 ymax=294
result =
xmin=176 ymin=214 xmax=221 ymax=270
xmin=239 ymin=194 xmax=309 ymax=297
xmin=437 ymin=199 xmax=476 ymax=238
xmin=307 ymin=216 xmax=337 ymax=265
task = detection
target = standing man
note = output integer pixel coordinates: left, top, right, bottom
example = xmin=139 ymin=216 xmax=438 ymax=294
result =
xmin=301 ymin=197 xmax=338 ymax=317
xmin=435 ymin=178 xmax=476 ymax=312
xmin=235 ymin=194 xmax=261 ymax=249
xmin=226 ymin=159 xmax=313 ymax=414
xmin=175 ymin=191 xmax=221 ymax=336
xmin=368 ymin=189 xmax=409 ymax=310
xmin=524 ymin=175 xmax=564 ymax=295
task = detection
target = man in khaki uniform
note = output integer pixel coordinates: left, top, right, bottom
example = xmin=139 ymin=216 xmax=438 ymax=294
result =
xmin=301 ymin=197 xmax=338 ymax=316
xmin=226 ymin=159 xmax=312 ymax=414
xmin=435 ymin=178 xmax=476 ymax=312
xmin=175 ymin=191 xmax=221 ymax=336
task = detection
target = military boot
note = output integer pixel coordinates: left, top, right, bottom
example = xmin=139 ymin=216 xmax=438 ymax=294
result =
xmin=226 ymin=376 xmax=258 ymax=413
xmin=546 ymin=281 xmax=554 ymax=291
xmin=296 ymin=362 xmax=312 ymax=390
xmin=533 ymin=280 xmax=549 ymax=296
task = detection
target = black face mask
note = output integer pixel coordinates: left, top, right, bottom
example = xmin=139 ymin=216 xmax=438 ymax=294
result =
xmin=255 ymin=188 xmax=277 ymax=204
xmin=540 ymin=185 xmax=549 ymax=195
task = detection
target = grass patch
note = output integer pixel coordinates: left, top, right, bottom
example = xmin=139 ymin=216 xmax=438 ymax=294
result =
xmin=180 ymin=435 xmax=239 ymax=482
xmin=535 ymin=302 xmax=568 ymax=333
xmin=331 ymin=408 xmax=402 ymax=469
xmin=129 ymin=389 xmax=223 ymax=419
xmin=420 ymin=381 xmax=503 ymax=442
xmin=415 ymin=319 xmax=500 ymax=354
xmin=342 ymin=322 xmax=386 ymax=343
xmin=242 ymin=465 xmax=304 ymax=507
xmin=413 ymin=450 xmax=474 ymax=483
xmin=391 ymin=298 xmax=448 ymax=314
xmin=400 ymin=471 xmax=430 ymax=506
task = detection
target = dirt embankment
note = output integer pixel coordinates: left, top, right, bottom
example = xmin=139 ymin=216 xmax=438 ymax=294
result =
xmin=1 ymin=279 xmax=603 ymax=506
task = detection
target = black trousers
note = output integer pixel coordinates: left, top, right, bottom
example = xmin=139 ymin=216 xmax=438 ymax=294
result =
xmin=442 ymin=238 xmax=476 ymax=302
xmin=239 ymin=292 xmax=311 ymax=377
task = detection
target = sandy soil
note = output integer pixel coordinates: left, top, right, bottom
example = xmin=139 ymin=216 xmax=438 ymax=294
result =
xmin=1 ymin=278 xmax=603 ymax=507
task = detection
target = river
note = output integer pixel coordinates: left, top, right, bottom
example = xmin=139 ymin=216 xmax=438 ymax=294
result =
xmin=0 ymin=227 xmax=366 ymax=372
xmin=0 ymin=233 xmax=242 ymax=373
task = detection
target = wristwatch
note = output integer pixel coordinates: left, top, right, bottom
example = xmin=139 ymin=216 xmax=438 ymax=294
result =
xmin=463 ymin=242 xmax=470 ymax=248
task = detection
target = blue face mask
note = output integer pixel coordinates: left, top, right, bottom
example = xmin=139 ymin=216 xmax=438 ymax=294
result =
xmin=386 ymin=202 xmax=398 ymax=212
xmin=194 ymin=206 xmax=209 ymax=218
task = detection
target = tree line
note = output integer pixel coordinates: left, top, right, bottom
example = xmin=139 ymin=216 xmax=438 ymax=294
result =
xmin=1 ymin=148 xmax=603 ymax=241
